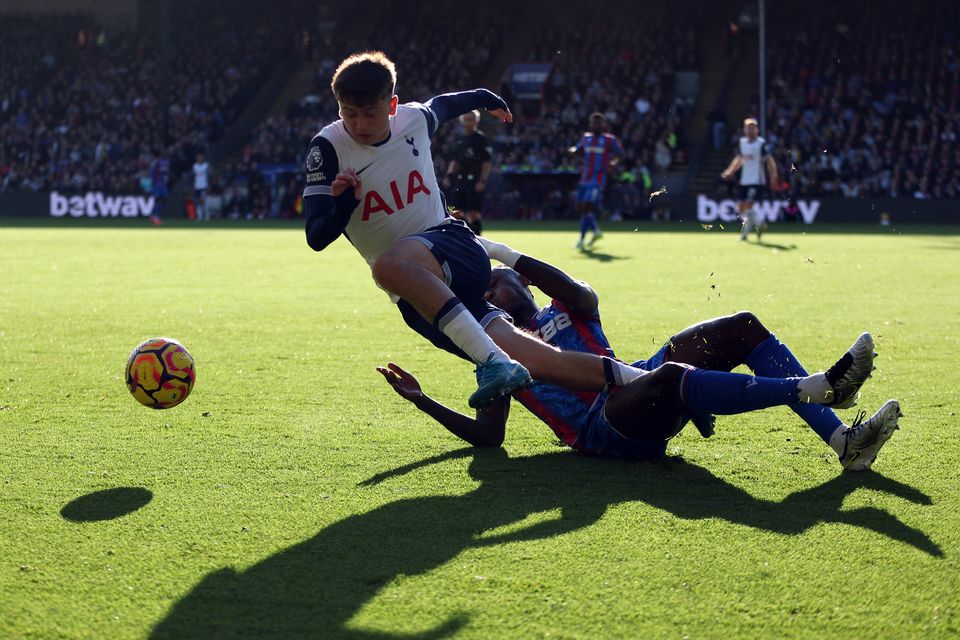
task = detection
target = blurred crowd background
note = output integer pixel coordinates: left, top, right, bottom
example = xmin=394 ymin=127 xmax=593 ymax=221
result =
xmin=1 ymin=0 xmax=957 ymax=220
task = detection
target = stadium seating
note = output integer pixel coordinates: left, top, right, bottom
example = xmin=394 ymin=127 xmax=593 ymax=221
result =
xmin=7 ymin=0 xmax=955 ymax=212
xmin=497 ymin=1 xmax=699 ymax=178
xmin=219 ymin=0 xmax=511 ymax=218
xmin=764 ymin=0 xmax=960 ymax=199
xmin=0 ymin=1 xmax=310 ymax=195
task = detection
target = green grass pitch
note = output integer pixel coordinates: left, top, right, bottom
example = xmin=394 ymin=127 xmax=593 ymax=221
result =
xmin=1 ymin=220 xmax=959 ymax=639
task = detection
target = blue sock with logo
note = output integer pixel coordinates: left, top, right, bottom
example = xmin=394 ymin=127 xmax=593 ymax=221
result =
xmin=680 ymin=368 xmax=801 ymax=415
xmin=745 ymin=334 xmax=843 ymax=444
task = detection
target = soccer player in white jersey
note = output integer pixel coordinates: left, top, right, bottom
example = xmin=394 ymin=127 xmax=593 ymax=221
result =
xmin=721 ymin=118 xmax=779 ymax=242
xmin=192 ymin=153 xmax=210 ymax=221
xmin=303 ymin=52 xmax=646 ymax=408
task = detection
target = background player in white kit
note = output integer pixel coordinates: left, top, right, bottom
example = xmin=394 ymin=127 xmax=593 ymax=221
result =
xmin=721 ymin=118 xmax=778 ymax=242
xmin=192 ymin=153 xmax=210 ymax=221
xmin=302 ymin=52 xmax=646 ymax=409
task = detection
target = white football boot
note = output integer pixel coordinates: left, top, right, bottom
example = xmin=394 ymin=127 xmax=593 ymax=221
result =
xmin=836 ymin=399 xmax=903 ymax=471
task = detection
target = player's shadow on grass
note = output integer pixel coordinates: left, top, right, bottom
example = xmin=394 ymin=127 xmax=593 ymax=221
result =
xmin=750 ymin=239 xmax=798 ymax=251
xmin=61 ymin=487 xmax=153 ymax=522
xmin=151 ymin=449 xmax=939 ymax=640
xmin=577 ymin=247 xmax=629 ymax=262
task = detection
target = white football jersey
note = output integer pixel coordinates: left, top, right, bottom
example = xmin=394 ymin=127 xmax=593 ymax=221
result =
xmin=738 ymin=136 xmax=768 ymax=185
xmin=312 ymin=103 xmax=446 ymax=267
xmin=193 ymin=162 xmax=209 ymax=190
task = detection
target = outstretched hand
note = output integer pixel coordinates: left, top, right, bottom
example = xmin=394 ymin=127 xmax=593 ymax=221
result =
xmin=376 ymin=362 xmax=423 ymax=401
xmin=488 ymin=108 xmax=513 ymax=124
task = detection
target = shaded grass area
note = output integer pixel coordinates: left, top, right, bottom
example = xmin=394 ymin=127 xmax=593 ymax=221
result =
xmin=1 ymin=224 xmax=958 ymax=638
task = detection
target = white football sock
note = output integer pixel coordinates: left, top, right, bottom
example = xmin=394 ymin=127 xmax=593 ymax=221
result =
xmin=796 ymin=373 xmax=831 ymax=404
xmin=828 ymin=425 xmax=848 ymax=456
xmin=438 ymin=302 xmax=510 ymax=365
xmin=603 ymin=358 xmax=646 ymax=386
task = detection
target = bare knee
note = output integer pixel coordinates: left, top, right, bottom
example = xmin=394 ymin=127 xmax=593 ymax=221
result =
xmin=604 ymin=362 xmax=689 ymax=439
xmin=629 ymin=362 xmax=688 ymax=401
xmin=731 ymin=310 xmax=762 ymax=329
xmin=730 ymin=311 xmax=770 ymax=342
xmin=371 ymin=251 xmax=400 ymax=290
xmin=371 ymin=241 xmax=443 ymax=294
xmin=650 ymin=362 xmax=688 ymax=391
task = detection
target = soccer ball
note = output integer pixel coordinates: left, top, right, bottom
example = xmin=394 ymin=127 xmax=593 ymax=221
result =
xmin=126 ymin=338 xmax=196 ymax=409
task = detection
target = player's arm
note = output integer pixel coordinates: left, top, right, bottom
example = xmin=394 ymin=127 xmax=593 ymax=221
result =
xmin=476 ymin=159 xmax=492 ymax=192
xmin=721 ymin=155 xmax=743 ymax=180
xmin=609 ymin=136 xmax=625 ymax=167
xmin=422 ymin=89 xmax=513 ymax=137
xmin=303 ymin=136 xmax=361 ymax=251
xmin=764 ymin=154 xmax=779 ymax=186
xmin=479 ymin=237 xmax=598 ymax=315
xmin=443 ymin=159 xmax=459 ymax=188
xmin=377 ymin=363 xmax=509 ymax=447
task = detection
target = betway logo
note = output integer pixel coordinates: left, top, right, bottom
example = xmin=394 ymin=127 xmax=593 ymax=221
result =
xmin=697 ymin=195 xmax=820 ymax=223
xmin=50 ymin=191 xmax=155 ymax=217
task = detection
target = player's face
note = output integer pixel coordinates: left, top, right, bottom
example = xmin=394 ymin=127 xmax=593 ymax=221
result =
xmin=485 ymin=268 xmax=536 ymax=322
xmin=590 ymin=117 xmax=604 ymax=134
xmin=744 ymin=123 xmax=758 ymax=139
xmin=339 ymin=95 xmax=398 ymax=145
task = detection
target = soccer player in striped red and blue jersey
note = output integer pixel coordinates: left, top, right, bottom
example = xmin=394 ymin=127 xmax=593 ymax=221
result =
xmin=568 ymin=113 xmax=624 ymax=249
xmin=378 ymin=237 xmax=902 ymax=471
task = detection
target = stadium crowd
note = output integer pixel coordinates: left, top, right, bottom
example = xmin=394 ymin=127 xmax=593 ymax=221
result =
xmin=5 ymin=0 xmax=958 ymax=218
xmin=486 ymin=1 xmax=699 ymax=219
xmin=0 ymin=2 xmax=312 ymax=197
xmin=763 ymin=0 xmax=960 ymax=199
xmin=215 ymin=1 xmax=512 ymax=219
xmin=497 ymin=3 xmax=698 ymax=175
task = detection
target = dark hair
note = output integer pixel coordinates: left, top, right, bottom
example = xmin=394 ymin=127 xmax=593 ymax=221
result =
xmin=589 ymin=112 xmax=606 ymax=121
xmin=331 ymin=51 xmax=397 ymax=106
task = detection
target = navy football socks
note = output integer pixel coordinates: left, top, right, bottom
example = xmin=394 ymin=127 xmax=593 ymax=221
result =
xmin=579 ymin=214 xmax=594 ymax=242
xmin=745 ymin=334 xmax=844 ymax=443
xmin=680 ymin=368 xmax=801 ymax=415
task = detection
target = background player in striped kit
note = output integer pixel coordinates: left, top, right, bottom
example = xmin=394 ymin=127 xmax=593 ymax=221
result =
xmin=721 ymin=117 xmax=779 ymax=242
xmin=378 ymin=236 xmax=901 ymax=471
xmin=568 ymin=113 xmax=623 ymax=249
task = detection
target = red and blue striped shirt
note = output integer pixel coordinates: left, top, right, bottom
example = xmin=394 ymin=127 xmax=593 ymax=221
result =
xmin=512 ymin=300 xmax=617 ymax=451
xmin=575 ymin=132 xmax=624 ymax=189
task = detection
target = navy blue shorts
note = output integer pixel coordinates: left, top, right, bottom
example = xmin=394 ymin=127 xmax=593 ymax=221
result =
xmin=396 ymin=219 xmax=508 ymax=361
xmin=576 ymin=184 xmax=603 ymax=207
xmin=739 ymin=184 xmax=768 ymax=202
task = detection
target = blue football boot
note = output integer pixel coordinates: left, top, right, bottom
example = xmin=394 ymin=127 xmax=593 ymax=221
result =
xmin=469 ymin=355 xmax=533 ymax=408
